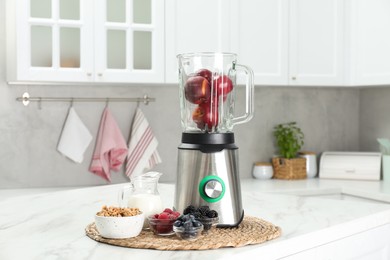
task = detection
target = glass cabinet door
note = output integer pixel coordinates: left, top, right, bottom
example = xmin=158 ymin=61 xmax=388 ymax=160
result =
xmin=8 ymin=0 xmax=162 ymax=83
xmin=14 ymin=0 xmax=93 ymax=82
xmin=94 ymin=0 xmax=164 ymax=83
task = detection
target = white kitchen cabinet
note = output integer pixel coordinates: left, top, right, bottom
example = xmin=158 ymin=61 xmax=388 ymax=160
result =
xmin=233 ymin=0 xmax=390 ymax=87
xmin=94 ymin=0 xmax=164 ymax=83
xmin=288 ymin=0 xmax=344 ymax=86
xmin=230 ymin=0 xmax=289 ymax=85
xmin=6 ymin=0 xmax=94 ymax=83
xmin=165 ymin=0 xmax=289 ymax=85
xmin=231 ymin=0 xmax=344 ymax=86
xmin=165 ymin=0 xmax=233 ymax=83
xmin=6 ymin=0 xmax=164 ymax=84
xmin=346 ymin=0 xmax=390 ymax=86
xmin=282 ymin=223 xmax=390 ymax=260
xmin=8 ymin=0 xmax=390 ymax=86
xmin=165 ymin=0 xmax=344 ymax=86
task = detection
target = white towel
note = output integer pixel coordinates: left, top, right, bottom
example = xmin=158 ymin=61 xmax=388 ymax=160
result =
xmin=57 ymin=107 xmax=93 ymax=163
xmin=126 ymin=108 xmax=162 ymax=178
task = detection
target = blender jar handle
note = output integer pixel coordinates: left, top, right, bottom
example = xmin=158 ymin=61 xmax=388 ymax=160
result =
xmin=232 ymin=63 xmax=254 ymax=126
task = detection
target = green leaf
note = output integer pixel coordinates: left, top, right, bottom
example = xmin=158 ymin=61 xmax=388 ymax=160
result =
xmin=273 ymin=122 xmax=304 ymax=159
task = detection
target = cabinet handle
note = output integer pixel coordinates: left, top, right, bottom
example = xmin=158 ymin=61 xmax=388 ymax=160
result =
xmin=98 ymin=73 xmax=103 ymax=77
xmin=87 ymin=72 xmax=92 ymax=77
xmin=292 ymin=76 xmax=296 ymax=80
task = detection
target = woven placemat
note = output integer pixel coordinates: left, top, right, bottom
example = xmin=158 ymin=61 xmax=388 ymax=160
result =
xmin=85 ymin=216 xmax=281 ymax=250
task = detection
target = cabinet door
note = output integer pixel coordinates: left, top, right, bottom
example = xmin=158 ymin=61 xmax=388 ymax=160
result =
xmin=94 ymin=0 xmax=164 ymax=83
xmin=348 ymin=0 xmax=390 ymax=86
xmin=7 ymin=0 xmax=94 ymax=83
xmin=230 ymin=0 xmax=289 ymax=85
xmin=165 ymin=0 xmax=233 ymax=83
xmin=283 ymin=224 xmax=390 ymax=260
xmin=289 ymin=0 xmax=344 ymax=86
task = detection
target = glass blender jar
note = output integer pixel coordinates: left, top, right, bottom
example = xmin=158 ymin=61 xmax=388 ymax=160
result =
xmin=174 ymin=52 xmax=254 ymax=227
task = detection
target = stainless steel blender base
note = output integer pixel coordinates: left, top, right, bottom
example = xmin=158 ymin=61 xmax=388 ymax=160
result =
xmin=174 ymin=148 xmax=244 ymax=227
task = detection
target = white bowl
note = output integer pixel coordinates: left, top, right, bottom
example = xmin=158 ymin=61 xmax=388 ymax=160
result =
xmin=252 ymin=162 xmax=274 ymax=180
xmin=94 ymin=212 xmax=144 ymax=239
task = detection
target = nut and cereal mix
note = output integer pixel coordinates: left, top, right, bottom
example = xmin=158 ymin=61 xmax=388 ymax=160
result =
xmin=96 ymin=205 xmax=141 ymax=217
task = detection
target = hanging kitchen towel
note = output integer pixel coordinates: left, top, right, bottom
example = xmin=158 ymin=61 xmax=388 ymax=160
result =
xmin=126 ymin=108 xmax=162 ymax=178
xmin=57 ymin=107 xmax=93 ymax=163
xmin=89 ymin=107 xmax=128 ymax=182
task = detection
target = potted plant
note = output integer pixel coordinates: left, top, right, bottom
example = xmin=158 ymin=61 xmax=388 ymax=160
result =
xmin=272 ymin=122 xmax=307 ymax=179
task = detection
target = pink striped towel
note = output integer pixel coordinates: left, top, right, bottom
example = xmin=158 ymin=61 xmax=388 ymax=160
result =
xmin=126 ymin=108 xmax=162 ymax=178
xmin=89 ymin=107 xmax=128 ymax=182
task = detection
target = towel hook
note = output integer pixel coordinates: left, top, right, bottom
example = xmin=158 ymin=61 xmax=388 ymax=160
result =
xmin=105 ymin=98 xmax=109 ymax=107
xmin=22 ymin=92 xmax=30 ymax=106
xmin=143 ymin=94 xmax=150 ymax=105
xmin=38 ymin=97 xmax=42 ymax=110
xmin=70 ymin=98 xmax=74 ymax=107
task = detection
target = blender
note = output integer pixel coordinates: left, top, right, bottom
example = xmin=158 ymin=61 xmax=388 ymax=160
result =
xmin=174 ymin=52 xmax=254 ymax=227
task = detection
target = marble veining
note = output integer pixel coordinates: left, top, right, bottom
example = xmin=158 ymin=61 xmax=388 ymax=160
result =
xmin=1 ymin=179 xmax=390 ymax=259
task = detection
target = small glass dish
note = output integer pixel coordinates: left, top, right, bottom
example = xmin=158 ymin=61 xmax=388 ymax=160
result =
xmin=196 ymin=217 xmax=219 ymax=233
xmin=147 ymin=216 xmax=176 ymax=236
xmin=173 ymin=225 xmax=204 ymax=241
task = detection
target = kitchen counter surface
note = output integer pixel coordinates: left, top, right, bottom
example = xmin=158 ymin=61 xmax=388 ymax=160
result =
xmin=1 ymin=178 xmax=390 ymax=259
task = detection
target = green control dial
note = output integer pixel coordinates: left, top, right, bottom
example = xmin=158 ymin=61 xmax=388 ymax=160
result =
xmin=199 ymin=175 xmax=225 ymax=203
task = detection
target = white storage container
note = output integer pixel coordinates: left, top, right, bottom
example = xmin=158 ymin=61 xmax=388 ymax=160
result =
xmin=319 ymin=152 xmax=382 ymax=180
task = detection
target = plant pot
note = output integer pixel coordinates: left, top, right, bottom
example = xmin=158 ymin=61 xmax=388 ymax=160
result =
xmin=272 ymin=157 xmax=307 ymax=180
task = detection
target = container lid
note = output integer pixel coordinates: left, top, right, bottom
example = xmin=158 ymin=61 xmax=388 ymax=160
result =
xmin=299 ymin=151 xmax=316 ymax=155
xmin=254 ymin=162 xmax=272 ymax=166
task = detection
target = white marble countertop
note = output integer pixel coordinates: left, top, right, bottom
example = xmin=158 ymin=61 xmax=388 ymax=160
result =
xmin=1 ymin=178 xmax=390 ymax=260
